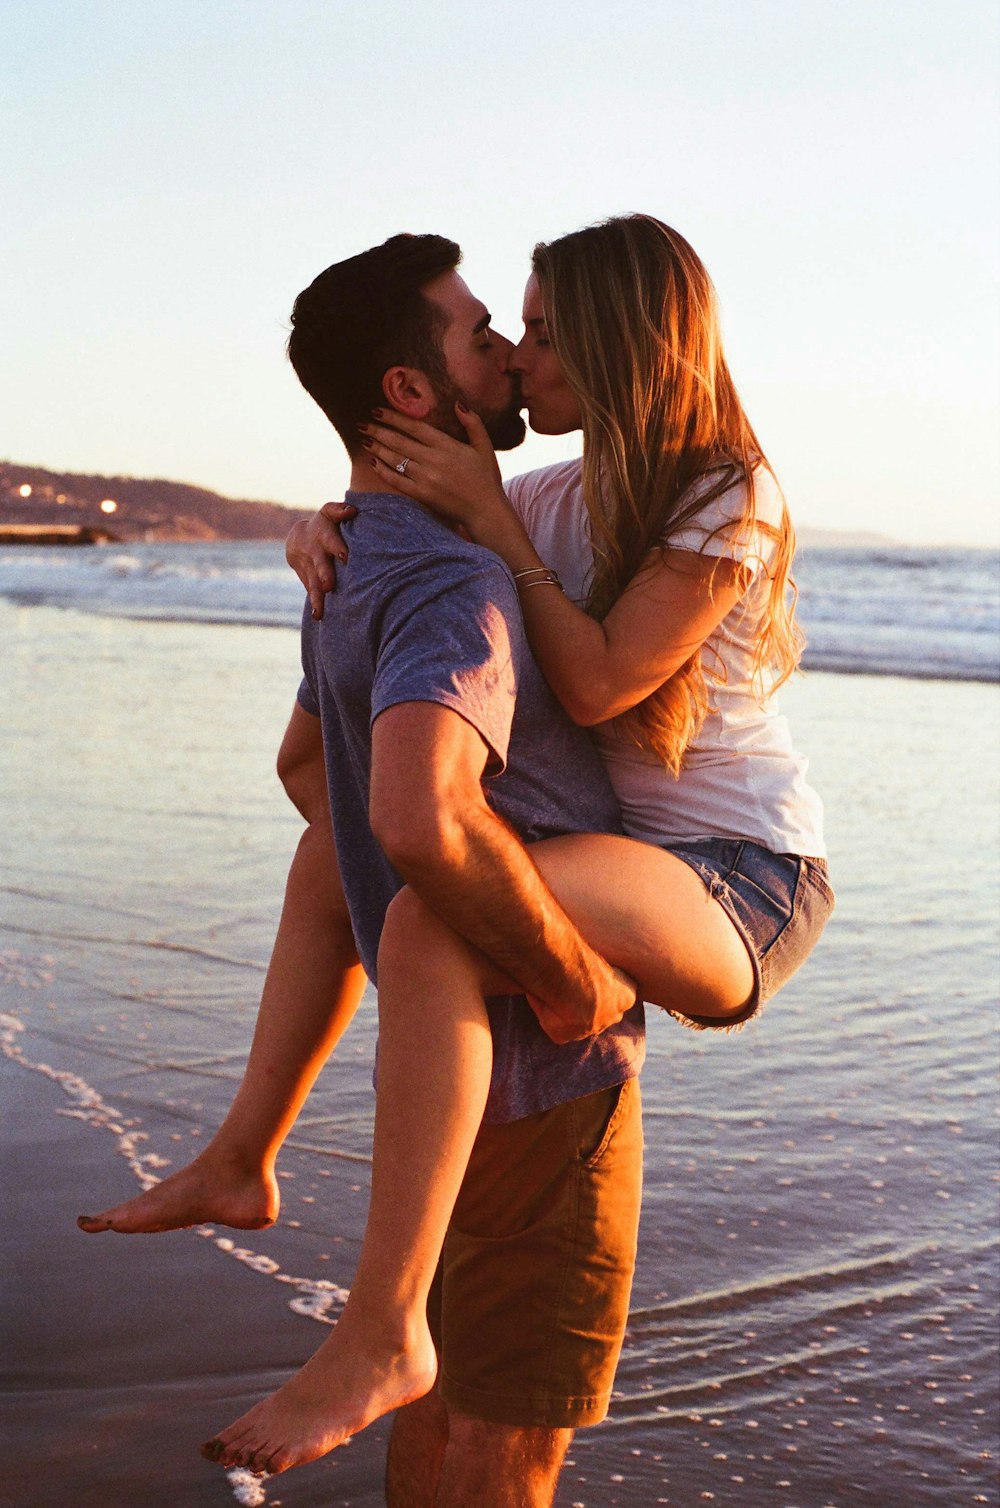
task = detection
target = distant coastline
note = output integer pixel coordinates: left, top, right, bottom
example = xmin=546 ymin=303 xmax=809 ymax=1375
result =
xmin=0 ymin=461 xmax=312 ymax=543
xmin=1 ymin=460 xmax=968 ymax=554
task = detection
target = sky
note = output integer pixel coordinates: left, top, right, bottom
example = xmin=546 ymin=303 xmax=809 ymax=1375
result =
xmin=2 ymin=0 xmax=998 ymax=546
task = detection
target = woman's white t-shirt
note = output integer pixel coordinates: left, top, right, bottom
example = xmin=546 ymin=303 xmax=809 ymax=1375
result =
xmin=505 ymin=459 xmax=826 ymax=859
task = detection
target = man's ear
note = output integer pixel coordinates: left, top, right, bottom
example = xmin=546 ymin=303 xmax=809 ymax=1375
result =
xmin=381 ymin=366 xmax=435 ymax=418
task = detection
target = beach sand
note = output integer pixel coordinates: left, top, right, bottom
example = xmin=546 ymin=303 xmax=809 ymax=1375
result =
xmin=1 ymin=1058 xmax=392 ymax=1508
xmin=2 ymin=598 xmax=998 ymax=1507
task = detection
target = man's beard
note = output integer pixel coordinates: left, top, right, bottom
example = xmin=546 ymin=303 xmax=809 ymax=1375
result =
xmin=430 ymin=375 xmax=526 ymax=452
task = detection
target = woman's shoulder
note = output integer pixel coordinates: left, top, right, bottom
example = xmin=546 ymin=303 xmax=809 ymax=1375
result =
xmin=682 ymin=461 xmax=782 ymax=518
xmin=665 ymin=463 xmax=785 ymax=559
xmin=505 ymin=457 xmax=584 ymax=522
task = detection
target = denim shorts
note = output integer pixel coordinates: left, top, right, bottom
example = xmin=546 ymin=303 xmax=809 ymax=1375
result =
xmin=663 ymin=837 xmax=835 ymax=1029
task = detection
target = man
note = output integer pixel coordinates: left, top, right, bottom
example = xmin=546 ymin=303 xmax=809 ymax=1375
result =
xmin=277 ymin=234 xmax=645 ymax=1507
xmin=84 ymin=234 xmax=645 ymax=1506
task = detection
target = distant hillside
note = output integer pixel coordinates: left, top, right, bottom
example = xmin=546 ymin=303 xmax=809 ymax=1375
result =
xmin=1 ymin=460 xmax=904 ymax=551
xmin=0 ymin=461 xmax=313 ymax=542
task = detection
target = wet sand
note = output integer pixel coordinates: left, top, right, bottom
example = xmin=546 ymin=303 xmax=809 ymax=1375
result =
xmin=0 ymin=1059 xmax=392 ymax=1508
xmin=2 ymin=598 xmax=997 ymax=1507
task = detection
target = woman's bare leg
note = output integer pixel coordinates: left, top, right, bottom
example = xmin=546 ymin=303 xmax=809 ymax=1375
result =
xmin=78 ymin=814 xmax=366 ymax=1234
xmin=203 ymin=834 xmax=751 ymax=1478
xmin=528 ymin=833 xmax=755 ymax=1019
xmin=204 ymin=890 xmax=504 ymax=1475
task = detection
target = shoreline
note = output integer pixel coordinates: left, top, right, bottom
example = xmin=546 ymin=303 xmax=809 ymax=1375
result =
xmin=0 ymin=1054 xmax=392 ymax=1508
xmin=3 ymin=587 xmax=997 ymax=687
xmin=2 ymin=597 xmax=997 ymax=1506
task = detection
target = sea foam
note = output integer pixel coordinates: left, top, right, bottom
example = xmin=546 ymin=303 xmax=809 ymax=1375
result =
xmin=0 ymin=1009 xmax=351 ymax=1323
xmin=2 ymin=1005 xmax=352 ymax=1504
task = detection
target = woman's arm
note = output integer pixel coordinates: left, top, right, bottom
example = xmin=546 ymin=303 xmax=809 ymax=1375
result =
xmin=286 ymin=505 xmax=356 ymax=621
xmin=514 ymin=546 xmax=747 ymax=726
xmin=360 ymin=408 xmax=749 ymax=726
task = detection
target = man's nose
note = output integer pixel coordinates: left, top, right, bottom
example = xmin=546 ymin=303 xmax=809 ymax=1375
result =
xmin=493 ymin=331 xmax=515 ymax=365
xmin=505 ymin=337 xmax=528 ymax=374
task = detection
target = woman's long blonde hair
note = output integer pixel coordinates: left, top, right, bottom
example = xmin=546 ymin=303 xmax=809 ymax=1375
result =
xmin=532 ymin=214 xmax=803 ymax=775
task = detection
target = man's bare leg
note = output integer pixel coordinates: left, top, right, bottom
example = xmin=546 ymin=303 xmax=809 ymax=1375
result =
xmin=78 ymin=811 xmax=365 ymax=1234
xmin=439 ymin=1413 xmax=573 ymax=1508
xmin=385 ymin=1396 xmax=571 ymax=1508
xmin=385 ymin=1391 xmax=449 ymax=1508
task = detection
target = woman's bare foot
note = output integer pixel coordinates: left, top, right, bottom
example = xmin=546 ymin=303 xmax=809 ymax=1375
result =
xmin=201 ymin=1303 xmax=438 ymax=1477
xmin=77 ymin=1148 xmax=279 ymax=1234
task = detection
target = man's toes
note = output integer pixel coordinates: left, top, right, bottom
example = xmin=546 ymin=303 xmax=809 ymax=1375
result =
xmin=77 ymin=1214 xmax=110 ymax=1232
xmin=263 ymin=1445 xmax=293 ymax=1475
xmin=227 ymin=1442 xmax=260 ymax=1471
xmin=247 ymin=1442 xmax=281 ymax=1476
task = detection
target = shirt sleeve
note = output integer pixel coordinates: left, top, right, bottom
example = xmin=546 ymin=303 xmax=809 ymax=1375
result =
xmin=665 ymin=468 xmax=784 ymax=573
xmin=296 ymin=674 xmax=320 ymax=717
xmin=504 ymin=472 xmax=531 ymax=527
xmin=370 ymin=557 xmax=522 ymax=774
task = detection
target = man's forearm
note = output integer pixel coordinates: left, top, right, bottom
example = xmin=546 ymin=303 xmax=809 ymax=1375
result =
xmin=370 ymin=702 xmax=633 ymax=1039
xmin=388 ymin=802 xmax=621 ymax=1031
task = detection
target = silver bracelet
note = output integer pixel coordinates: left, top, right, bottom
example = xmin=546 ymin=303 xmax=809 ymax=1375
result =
xmin=517 ymin=573 xmax=563 ymax=591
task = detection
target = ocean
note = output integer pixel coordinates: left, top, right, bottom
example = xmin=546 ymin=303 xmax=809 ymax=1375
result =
xmin=0 ymin=537 xmax=997 ymax=683
xmin=1 ymin=539 xmax=998 ymax=1507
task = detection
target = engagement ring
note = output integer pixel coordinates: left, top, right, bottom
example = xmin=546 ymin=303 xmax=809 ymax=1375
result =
xmin=395 ymin=458 xmax=411 ymax=475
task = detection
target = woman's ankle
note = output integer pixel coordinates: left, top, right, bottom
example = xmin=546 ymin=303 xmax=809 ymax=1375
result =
xmin=188 ymin=1133 xmax=275 ymax=1184
xmin=342 ymin=1287 xmax=433 ymax=1355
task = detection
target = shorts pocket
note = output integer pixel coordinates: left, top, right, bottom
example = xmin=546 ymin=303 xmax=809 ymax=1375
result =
xmin=803 ymin=858 xmax=836 ymax=909
xmin=578 ymin=1080 xmax=635 ymax=1169
xmin=759 ymin=859 xmax=835 ymax=997
xmin=735 ymin=850 xmax=799 ymax=949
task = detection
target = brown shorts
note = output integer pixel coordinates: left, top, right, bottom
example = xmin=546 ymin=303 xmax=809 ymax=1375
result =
xmin=427 ymin=1076 xmax=643 ymax=1430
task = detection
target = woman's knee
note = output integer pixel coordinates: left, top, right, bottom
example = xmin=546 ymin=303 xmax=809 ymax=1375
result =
xmin=377 ymin=889 xmax=509 ymax=998
xmin=377 ymin=889 xmax=480 ymax=979
xmin=379 ymin=887 xmax=445 ymax=961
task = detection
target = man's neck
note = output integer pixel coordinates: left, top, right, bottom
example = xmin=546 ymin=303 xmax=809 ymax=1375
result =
xmin=344 ymin=457 xmax=466 ymax=535
xmin=347 ymin=458 xmax=407 ymax=496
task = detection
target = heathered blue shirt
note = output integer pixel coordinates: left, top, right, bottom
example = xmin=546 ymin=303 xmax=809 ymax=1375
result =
xmin=298 ymin=490 xmax=645 ymax=1124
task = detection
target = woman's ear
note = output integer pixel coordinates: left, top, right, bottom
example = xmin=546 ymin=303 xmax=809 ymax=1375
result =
xmin=381 ymin=366 xmax=435 ymax=418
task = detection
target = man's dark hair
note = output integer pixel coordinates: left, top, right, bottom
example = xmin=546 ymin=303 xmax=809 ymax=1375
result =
xmin=287 ymin=233 xmax=461 ymax=453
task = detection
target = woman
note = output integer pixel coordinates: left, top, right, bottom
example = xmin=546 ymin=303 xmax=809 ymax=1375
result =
xmin=85 ymin=216 xmax=833 ymax=1478
xmin=304 ymin=212 xmax=831 ymax=1041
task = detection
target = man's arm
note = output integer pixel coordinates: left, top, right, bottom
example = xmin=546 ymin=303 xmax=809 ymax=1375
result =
xmin=369 ymin=702 xmax=634 ymax=1043
xmin=277 ymin=700 xmax=334 ymax=823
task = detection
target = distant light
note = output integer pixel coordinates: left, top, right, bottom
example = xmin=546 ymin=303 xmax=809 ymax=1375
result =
xmin=18 ymin=484 xmax=32 ymax=498
xmin=56 ymin=493 xmax=67 ymax=503
xmin=99 ymin=499 xmax=118 ymax=514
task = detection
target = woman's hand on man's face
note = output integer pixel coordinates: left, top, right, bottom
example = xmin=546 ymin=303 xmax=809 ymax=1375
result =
xmin=357 ymin=404 xmax=507 ymax=532
xmin=285 ymin=502 xmax=357 ymax=621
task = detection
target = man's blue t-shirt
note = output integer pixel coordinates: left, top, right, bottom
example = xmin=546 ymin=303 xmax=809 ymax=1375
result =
xmin=298 ymin=490 xmax=645 ymax=1124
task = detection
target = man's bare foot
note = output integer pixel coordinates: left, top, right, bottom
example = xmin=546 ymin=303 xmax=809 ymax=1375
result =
xmin=201 ymin=1303 xmax=438 ymax=1477
xmin=77 ymin=1149 xmax=279 ymax=1234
